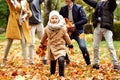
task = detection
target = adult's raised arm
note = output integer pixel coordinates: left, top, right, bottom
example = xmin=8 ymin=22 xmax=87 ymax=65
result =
xmin=83 ymin=0 xmax=97 ymax=8
xmin=108 ymin=0 xmax=117 ymax=12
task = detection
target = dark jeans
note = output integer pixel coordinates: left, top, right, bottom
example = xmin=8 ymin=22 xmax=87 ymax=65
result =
xmin=50 ymin=56 xmax=65 ymax=76
xmin=71 ymin=32 xmax=91 ymax=65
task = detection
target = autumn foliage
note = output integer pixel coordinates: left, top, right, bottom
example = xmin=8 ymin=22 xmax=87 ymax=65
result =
xmin=0 ymin=38 xmax=120 ymax=80
xmin=36 ymin=40 xmax=47 ymax=57
xmin=65 ymin=18 xmax=73 ymax=36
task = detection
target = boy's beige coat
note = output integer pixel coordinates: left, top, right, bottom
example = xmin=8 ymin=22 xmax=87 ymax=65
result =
xmin=41 ymin=26 xmax=72 ymax=60
xmin=5 ymin=0 xmax=32 ymax=43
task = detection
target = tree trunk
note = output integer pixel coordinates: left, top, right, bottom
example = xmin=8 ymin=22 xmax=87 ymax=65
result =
xmin=43 ymin=0 xmax=60 ymax=26
xmin=44 ymin=0 xmax=52 ymax=26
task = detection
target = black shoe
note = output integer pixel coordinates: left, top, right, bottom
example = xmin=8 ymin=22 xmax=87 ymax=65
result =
xmin=87 ymin=64 xmax=91 ymax=67
xmin=87 ymin=62 xmax=91 ymax=66
xmin=93 ymin=64 xmax=99 ymax=69
xmin=114 ymin=65 xmax=120 ymax=70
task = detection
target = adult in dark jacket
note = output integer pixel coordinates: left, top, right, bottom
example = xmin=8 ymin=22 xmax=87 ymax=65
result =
xmin=60 ymin=0 xmax=91 ymax=66
xmin=83 ymin=0 xmax=120 ymax=70
xmin=28 ymin=0 xmax=47 ymax=64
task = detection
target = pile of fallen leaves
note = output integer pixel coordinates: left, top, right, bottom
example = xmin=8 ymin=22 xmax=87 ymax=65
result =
xmin=0 ymin=40 xmax=120 ymax=80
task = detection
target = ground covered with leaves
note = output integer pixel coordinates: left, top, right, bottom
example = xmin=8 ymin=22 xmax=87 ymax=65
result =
xmin=0 ymin=38 xmax=120 ymax=80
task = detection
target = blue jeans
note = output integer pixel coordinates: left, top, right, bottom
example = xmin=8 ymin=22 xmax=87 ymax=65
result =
xmin=71 ymin=32 xmax=91 ymax=65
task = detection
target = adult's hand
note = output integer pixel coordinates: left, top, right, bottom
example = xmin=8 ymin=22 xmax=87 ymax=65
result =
xmin=27 ymin=0 xmax=33 ymax=3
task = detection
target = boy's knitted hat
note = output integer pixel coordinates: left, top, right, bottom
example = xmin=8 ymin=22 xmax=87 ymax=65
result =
xmin=49 ymin=10 xmax=60 ymax=20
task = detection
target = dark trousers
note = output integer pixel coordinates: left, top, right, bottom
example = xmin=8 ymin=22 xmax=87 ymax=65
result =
xmin=50 ymin=56 xmax=65 ymax=76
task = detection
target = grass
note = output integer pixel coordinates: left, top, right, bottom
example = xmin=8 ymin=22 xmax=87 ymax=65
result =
xmin=0 ymin=33 xmax=120 ymax=49
xmin=0 ymin=33 xmax=120 ymax=58
xmin=86 ymin=41 xmax=120 ymax=50
xmin=0 ymin=32 xmax=6 ymax=41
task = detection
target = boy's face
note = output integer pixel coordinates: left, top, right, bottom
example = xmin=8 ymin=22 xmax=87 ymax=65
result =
xmin=50 ymin=15 xmax=59 ymax=24
xmin=65 ymin=0 xmax=73 ymax=6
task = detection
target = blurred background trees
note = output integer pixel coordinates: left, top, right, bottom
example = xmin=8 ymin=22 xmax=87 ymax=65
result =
xmin=0 ymin=0 xmax=120 ymax=27
xmin=0 ymin=0 xmax=120 ymax=39
xmin=0 ymin=0 xmax=9 ymax=28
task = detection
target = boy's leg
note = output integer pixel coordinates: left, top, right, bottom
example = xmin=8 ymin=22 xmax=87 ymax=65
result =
xmin=50 ymin=60 xmax=56 ymax=75
xmin=58 ymin=56 xmax=65 ymax=77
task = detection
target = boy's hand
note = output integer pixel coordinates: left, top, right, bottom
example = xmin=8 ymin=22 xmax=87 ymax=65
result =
xmin=68 ymin=44 xmax=73 ymax=48
xmin=68 ymin=44 xmax=74 ymax=54
xmin=69 ymin=48 xmax=74 ymax=54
